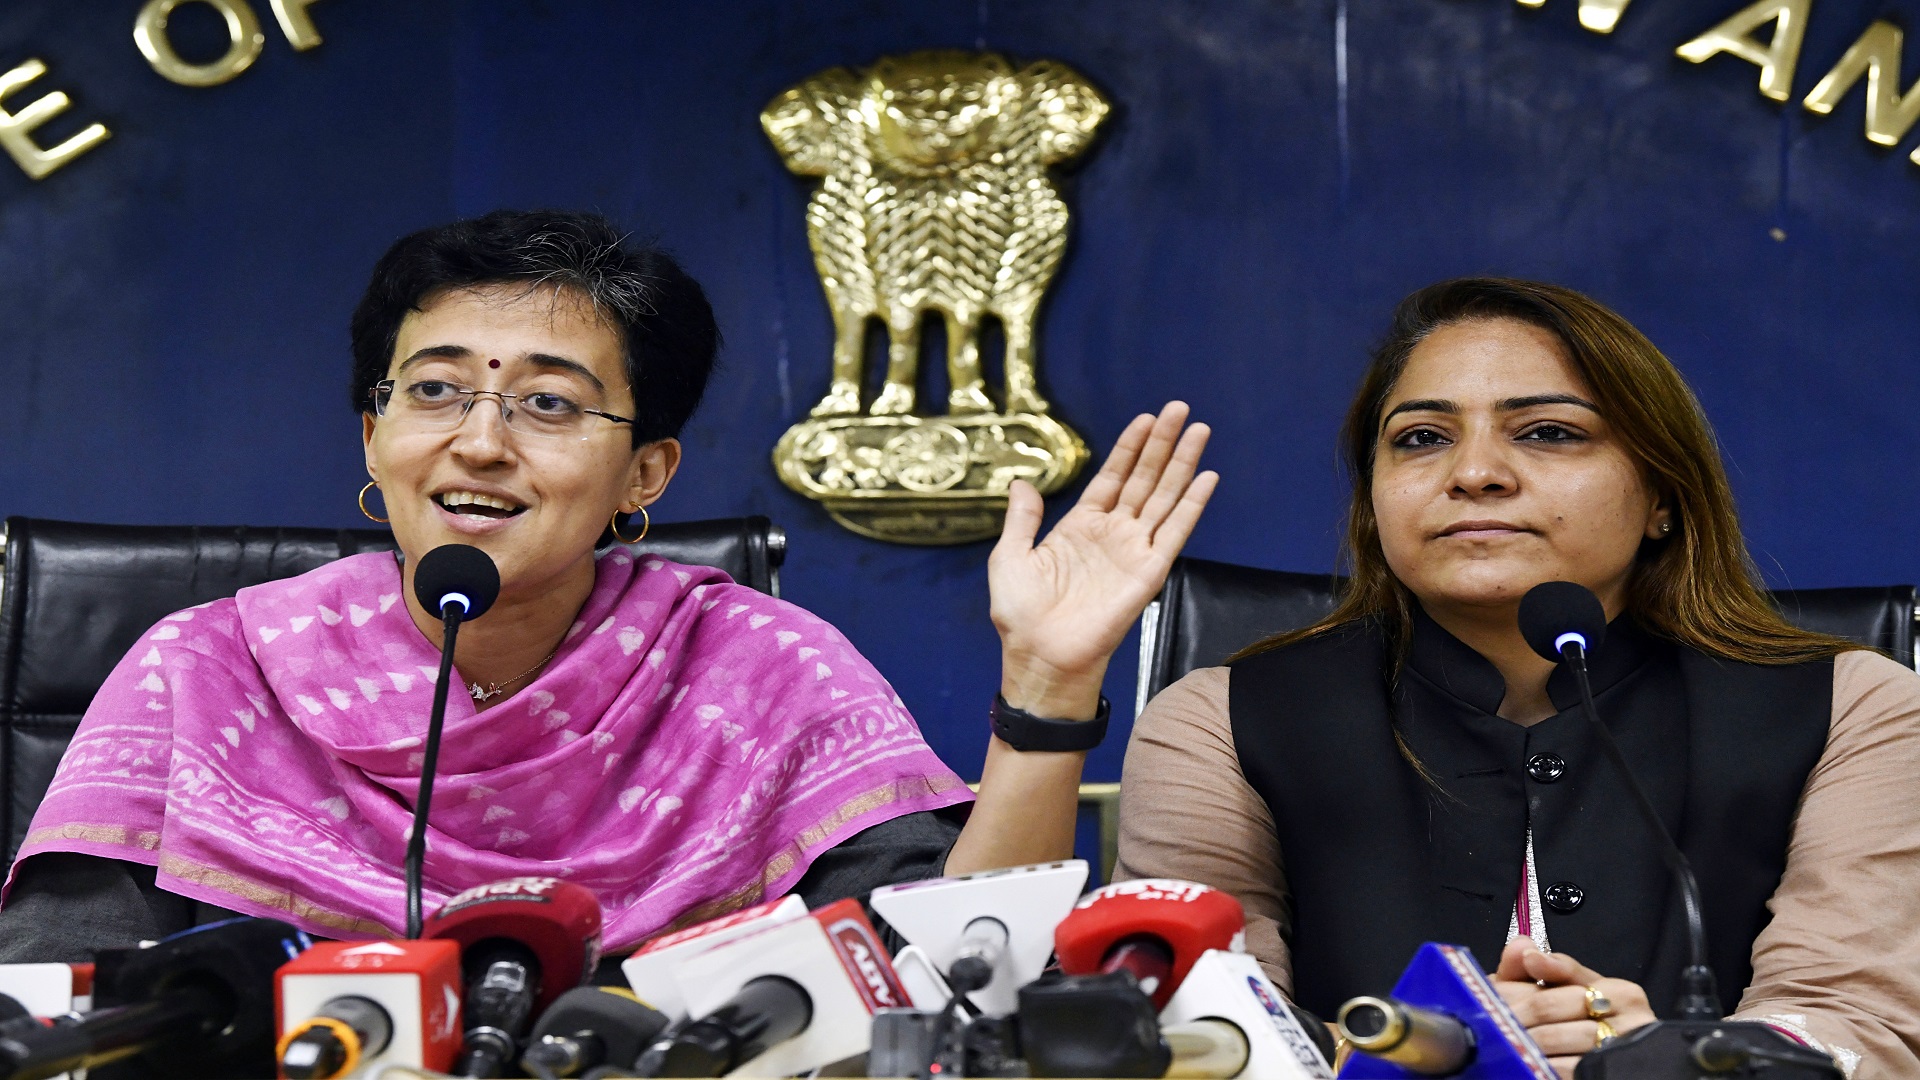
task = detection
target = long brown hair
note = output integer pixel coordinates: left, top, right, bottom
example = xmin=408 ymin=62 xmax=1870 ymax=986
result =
xmin=1235 ymin=277 xmax=1854 ymax=667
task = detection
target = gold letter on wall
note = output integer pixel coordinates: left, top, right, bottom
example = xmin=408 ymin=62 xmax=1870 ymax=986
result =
xmin=1578 ymin=0 xmax=1633 ymax=33
xmin=1676 ymin=0 xmax=1811 ymax=102
xmin=1803 ymin=21 xmax=1920 ymax=148
xmin=0 ymin=58 xmax=110 ymax=180
xmin=269 ymin=0 xmax=324 ymax=51
xmin=1511 ymin=1 xmax=1635 ymax=34
xmin=134 ymin=0 xmax=266 ymax=88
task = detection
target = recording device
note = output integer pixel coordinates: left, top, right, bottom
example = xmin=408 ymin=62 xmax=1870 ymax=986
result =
xmin=1159 ymin=950 xmax=1335 ymax=1078
xmin=869 ymin=859 xmax=1089 ymax=1016
xmin=0 ymin=965 xmax=90 ymax=1019
xmin=620 ymin=894 xmax=807 ymax=1022
xmin=422 ymin=876 xmax=603 ymax=1076
xmin=1053 ymin=878 xmax=1246 ymax=1009
xmin=274 ymin=939 xmax=463 ymax=1078
xmin=635 ymin=898 xmax=910 ymax=1077
xmin=517 ymin=987 xmax=668 ymax=1078
xmin=0 ymin=917 xmax=313 ymax=1080
xmin=405 ymin=542 xmax=501 ymax=939
xmin=1332 ymin=942 xmax=1554 ymax=1079
xmin=1517 ymin=583 xmax=1842 ymax=1080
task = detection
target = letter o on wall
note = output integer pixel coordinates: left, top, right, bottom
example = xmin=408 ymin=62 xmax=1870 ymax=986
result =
xmin=134 ymin=0 xmax=266 ymax=88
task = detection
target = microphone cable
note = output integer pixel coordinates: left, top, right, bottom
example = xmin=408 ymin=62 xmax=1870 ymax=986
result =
xmin=404 ymin=544 xmax=500 ymax=939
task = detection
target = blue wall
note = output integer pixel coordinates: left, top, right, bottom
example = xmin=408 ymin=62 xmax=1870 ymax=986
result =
xmin=6 ymin=1 xmax=1920 ymax=803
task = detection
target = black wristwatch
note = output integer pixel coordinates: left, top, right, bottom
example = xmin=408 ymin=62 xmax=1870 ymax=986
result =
xmin=989 ymin=693 xmax=1111 ymax=752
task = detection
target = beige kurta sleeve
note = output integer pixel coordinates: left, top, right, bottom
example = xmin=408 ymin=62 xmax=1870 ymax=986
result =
xmin=1733 ymin=649 xmax=1920 ymax=1077
xmin=1113 ymin=666 xmax=1294 ymax=994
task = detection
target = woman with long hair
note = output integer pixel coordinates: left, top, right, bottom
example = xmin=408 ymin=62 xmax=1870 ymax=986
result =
xmin=1119 ymin=277 xmax=1920 ymax=1077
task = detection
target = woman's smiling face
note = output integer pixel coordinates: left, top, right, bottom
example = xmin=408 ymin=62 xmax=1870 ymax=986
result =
xmin=362 ymin=282 xmax=674 ymax=601
xmin=1371 ymin=317 xmax=1670 ymax=621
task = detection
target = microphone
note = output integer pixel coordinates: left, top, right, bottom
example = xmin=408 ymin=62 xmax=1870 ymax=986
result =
xmin=404 ymin=543 xmax=501 ymax=939
xmin=1520 ymin=582 xmax=1843 ymax=1077
xmin=0 ymin=917 xmax=313 ymax=1080
xmin=414 ymin=543 xmax=502 ymax=623
xmin=620 ymin=894 xmax=808 ymax=1023
xmin=868 ymin=859 xmax=1089 ymax=1016
xmin=1017 ymin=970 xmax=1166 ymax=1078
xmin=1337 ymin=996 xmax=1473 ymax=1075
xmin=1163 ymin=1019 xmax=1252 ymax=1077
xmin=0 ymin=965 xmax=91 ymax=1019
xmin=1159 ymin=950 xmax=1336 ymax=1078
xmin=1333 ymin=942 xmax=1554 ymax=1078
xmin=632 ymin=977 xmax=811 ymax=1079
xmin=1053 ymin=879 xmax=1246 ymax=1009
xmin=274 ymin=939 xmax=464 ymax=1078
xmin=517 ymin=987 xmax=668 ymax=1078
xmin=634 ymin=898 xmax=909 ymax=1078
xmin=423 ymin=877 xmax=604 ymax=1077
xmin=1021 ymin=976 xmax=1294 ymax=1079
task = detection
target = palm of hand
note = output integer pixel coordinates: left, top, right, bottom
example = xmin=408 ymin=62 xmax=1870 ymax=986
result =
xmin=988 ymin=403 xmax=1216 ymax=690
xmin=991 ymin=500 xmax=1170 ymax=675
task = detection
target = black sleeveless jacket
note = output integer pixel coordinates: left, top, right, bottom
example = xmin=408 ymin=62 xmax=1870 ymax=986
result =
xmin=1227 ymin=612 xmax=1831 ymax=1020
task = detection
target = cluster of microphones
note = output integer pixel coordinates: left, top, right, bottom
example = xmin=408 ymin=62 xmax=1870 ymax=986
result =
xmin=0 ymin=560 xmax=1855 ymax=1079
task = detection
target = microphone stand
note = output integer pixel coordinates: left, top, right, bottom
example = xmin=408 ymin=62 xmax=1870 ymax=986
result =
xmin=1558 ymin=640 xmax=1841 ymax=1079
xmin=405 ymin=602 xmax=465 ymax=940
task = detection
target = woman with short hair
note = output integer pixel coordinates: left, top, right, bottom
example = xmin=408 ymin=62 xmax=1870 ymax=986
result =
xmin=1 ymin=209 xmax=1215 ymax=957
xmin=1119 ymin=277 xmax=1920 ymax=1077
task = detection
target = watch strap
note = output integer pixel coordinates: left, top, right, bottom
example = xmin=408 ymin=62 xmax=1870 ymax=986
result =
xmin=989 ymin=693 xmax=1110 ymax=753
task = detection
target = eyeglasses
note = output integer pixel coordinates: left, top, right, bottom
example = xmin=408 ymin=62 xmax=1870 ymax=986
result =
xmin=370 ymin=379 xmax=634 ymax=442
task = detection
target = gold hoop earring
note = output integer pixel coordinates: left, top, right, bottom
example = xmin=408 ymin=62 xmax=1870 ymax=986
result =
xmin=611 ymin=506 xmax=649 ymax=544
xmin=358 ymin=481 xmax=390 ymax=524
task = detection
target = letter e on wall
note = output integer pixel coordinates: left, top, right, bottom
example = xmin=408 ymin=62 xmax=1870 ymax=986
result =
xmin=0 ymin=58 xmax=110 ymax=181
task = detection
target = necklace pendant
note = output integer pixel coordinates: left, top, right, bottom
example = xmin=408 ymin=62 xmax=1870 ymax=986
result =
xmin=469 ymin=682 xmax=497 ymax=703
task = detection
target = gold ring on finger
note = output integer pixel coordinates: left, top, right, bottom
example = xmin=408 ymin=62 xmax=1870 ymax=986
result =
xmin=1584 ymin=984 xmax=1616 ymax=1019
xmin=1594 ymin=1018 xmax=1617 ymax=1048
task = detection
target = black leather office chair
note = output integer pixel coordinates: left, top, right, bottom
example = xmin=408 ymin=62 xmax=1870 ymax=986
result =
xmin=1134 ymin=555 xmax=1920 ymax=711
xmin=0 ymin=516 xmax=785 ymax=866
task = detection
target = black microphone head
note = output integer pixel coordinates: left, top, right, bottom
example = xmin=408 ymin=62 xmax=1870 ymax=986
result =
xmin=413 ymin=544 xmax=500 ymax=620
xmin=92 ymin=917 xmax=314 ymax=1077
xmin=1518 ymin=581 xmax=1608 ymax=663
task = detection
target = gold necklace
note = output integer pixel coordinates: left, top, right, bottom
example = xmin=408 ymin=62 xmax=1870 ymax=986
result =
xmin=468 ymin=648 xmax=559 ymax=703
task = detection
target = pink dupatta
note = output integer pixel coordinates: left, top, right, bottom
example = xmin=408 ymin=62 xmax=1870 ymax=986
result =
xmin=7 ymin=549 xmax=971 ymax=949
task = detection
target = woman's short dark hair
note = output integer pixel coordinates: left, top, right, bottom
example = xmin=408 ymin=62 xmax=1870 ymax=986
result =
xmin=349 ymin=209 xmax=720 ymax=445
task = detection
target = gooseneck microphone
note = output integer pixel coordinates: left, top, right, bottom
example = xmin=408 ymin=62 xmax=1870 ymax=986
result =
xmin=1517 ymin=581 xmax=1717 ymax=1021
xmin=1517 ymin=582 xmax=1842 ymax=1080
xmin=405 ymin=544 xmax=501 ymax=939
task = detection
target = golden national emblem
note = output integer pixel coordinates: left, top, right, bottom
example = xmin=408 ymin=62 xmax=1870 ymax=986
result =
xmin=764 ymin=50 xmax=1107 ymax=544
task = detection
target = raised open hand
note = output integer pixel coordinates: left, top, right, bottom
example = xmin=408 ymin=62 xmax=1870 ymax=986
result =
xmin=988 ymin=401 xmax=1217 ymax=716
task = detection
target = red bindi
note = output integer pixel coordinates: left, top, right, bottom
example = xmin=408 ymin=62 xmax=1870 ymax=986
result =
xmin=488 ymin=358 xmax=501 ymax=369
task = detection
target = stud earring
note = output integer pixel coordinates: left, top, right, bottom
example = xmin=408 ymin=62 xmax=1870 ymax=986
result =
xmin=359 ymin=481 xmax=390 ymax=524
